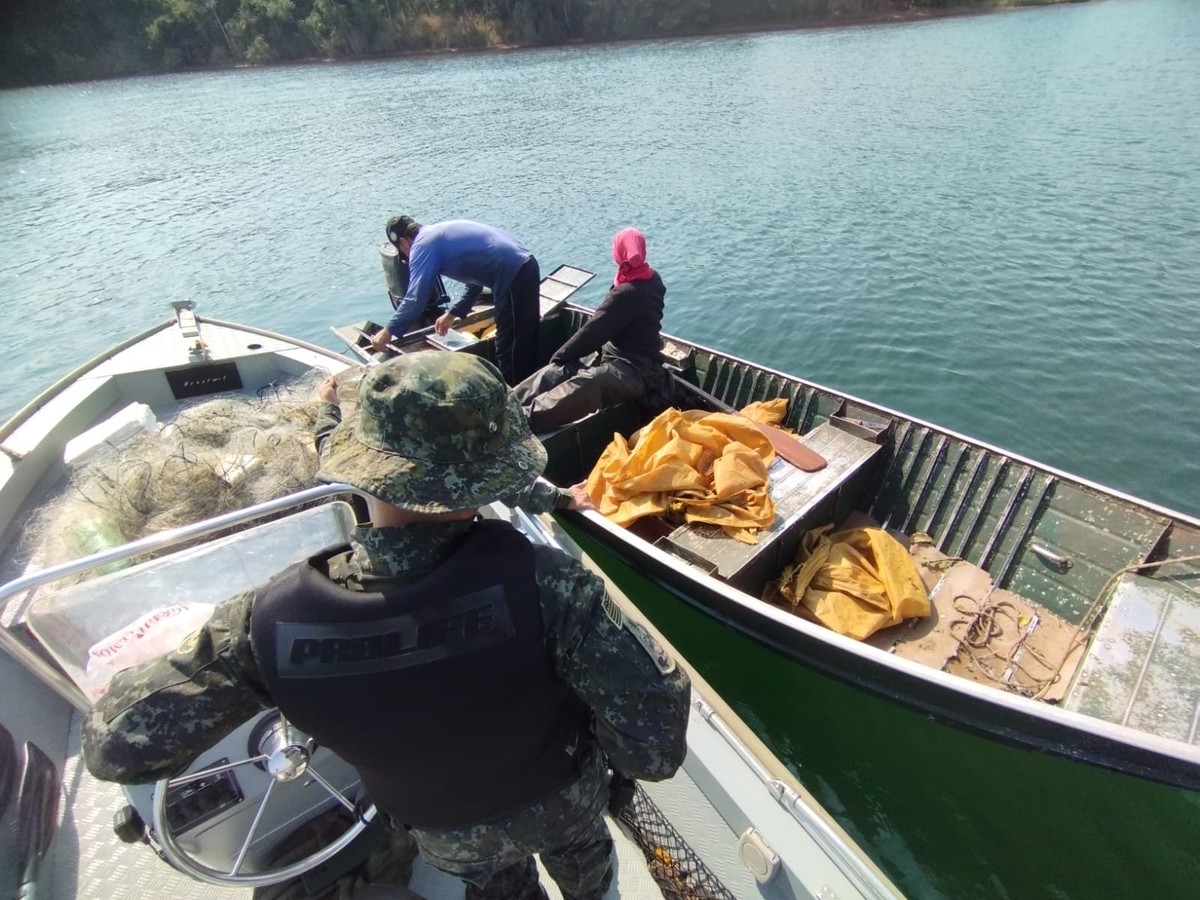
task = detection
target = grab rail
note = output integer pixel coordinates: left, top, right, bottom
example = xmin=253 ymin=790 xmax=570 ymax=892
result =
xmin=0 ymin=483 xmax=365 ymax=711
xmin=694 ymin=698 xmax=899 ymax=900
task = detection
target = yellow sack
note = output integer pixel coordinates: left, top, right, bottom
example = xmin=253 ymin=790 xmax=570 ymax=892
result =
xmin=737 ymin=398 xmax=788 ymax=427
xmin=775 ymin=524 xmax=930 ymax=640
xmin=585 ymin=407 xmax=777 ymax=544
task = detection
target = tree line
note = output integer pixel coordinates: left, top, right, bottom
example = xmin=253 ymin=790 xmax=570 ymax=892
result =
xmin=0 ymin=1 xmax=1056 ymax=89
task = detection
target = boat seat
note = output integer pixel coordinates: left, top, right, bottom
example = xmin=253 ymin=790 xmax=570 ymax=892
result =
xmin=656 ymin=421 xmax=883 ymax=594
xmin=1064 ymin=572 xmax=1200 ymax=744
xmin=539 ymin=400 xmax=652 ymax=487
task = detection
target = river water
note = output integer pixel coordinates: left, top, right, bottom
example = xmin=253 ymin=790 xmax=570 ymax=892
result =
xmin=2 ymin=0 xmax=1199 ymax=896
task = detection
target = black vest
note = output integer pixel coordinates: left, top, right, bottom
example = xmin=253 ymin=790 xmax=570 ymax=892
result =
xmin=251 ymin=520 xmax=589 ymax=828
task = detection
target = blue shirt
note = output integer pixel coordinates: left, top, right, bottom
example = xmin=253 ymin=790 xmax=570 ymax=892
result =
xmin=386 ymin=220 xmax=533 ymax=336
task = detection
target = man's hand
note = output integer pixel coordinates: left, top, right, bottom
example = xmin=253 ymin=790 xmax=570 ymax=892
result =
xmin=434 ymin=312 xmax=457 ymax=336
xmin=316 ymin=375 xmax=339 ymax=405
xmin=370 ymin=327 xmax=394 ymax=353
xmin=565 ymin=482 xmax=595 ymax=511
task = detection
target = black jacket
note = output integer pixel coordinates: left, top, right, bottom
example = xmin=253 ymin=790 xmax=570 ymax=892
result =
xmin=552 ymin=273 xmax=666 ymax=368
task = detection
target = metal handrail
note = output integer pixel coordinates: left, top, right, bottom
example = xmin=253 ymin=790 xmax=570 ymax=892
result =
xmin=694 ymin=698 xmax=900 ymax=900
xmin=0 ymin=483 xmax=365 ymax=711
xmin=539 ymin=506 xmax=901 ymax=897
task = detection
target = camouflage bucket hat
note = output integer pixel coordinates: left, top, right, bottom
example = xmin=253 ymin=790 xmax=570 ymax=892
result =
xmin=317 ymin=354 xmax=546 ymax=513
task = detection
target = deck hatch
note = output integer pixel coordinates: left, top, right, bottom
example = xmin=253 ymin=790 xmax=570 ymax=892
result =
xmin=1066 ymin=573 xmax=1200 ymax=745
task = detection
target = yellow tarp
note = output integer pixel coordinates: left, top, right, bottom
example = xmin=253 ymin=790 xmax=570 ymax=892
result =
xmin=772 ymin=524 xmax=931 ymax=640
xmin=585 ymin=402 xmax=788 ymax=544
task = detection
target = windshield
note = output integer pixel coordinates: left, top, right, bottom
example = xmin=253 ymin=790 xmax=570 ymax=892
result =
xmin=26 ymin=502 xmax=355 ymax=704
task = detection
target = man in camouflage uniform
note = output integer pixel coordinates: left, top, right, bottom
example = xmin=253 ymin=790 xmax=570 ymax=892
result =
xmin=83 ymin=352 xmax=691 ymax=900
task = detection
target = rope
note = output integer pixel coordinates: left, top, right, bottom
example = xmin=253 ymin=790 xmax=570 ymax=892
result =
xmin=937 ymin=537 xmax=1200 ymax=701
xmin=1030 ymin=552 xmax=1200 ymax=700
xmin=947 ymin=592 xmax=1060 ymax=697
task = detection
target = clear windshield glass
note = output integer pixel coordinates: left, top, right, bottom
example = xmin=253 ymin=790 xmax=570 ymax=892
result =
xmin=26 ymin=502 xmax=355 ymax=704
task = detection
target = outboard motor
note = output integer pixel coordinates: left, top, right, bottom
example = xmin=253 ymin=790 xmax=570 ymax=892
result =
xmin=379 ymin=241 xmax=451 ymax=326
xmin=380 ymin=242 xmax=409 ymax=311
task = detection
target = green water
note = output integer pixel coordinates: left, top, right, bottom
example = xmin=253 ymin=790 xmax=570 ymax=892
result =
xmin=2 ymin=0 xmax=1199 ymax=895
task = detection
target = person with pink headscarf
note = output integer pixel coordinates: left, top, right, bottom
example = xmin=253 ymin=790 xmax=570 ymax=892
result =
xmin=514 ymin=227 xmax=671 ymax=433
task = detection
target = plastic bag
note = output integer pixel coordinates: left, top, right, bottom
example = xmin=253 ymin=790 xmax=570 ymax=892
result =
xmin=84 ymin=601 xmax=215 ymax=698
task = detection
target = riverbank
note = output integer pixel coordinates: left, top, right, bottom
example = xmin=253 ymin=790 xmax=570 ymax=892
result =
xmin=246 ymin=1 xmax=1077 ymax=76
xmin=1 ymin=0 xmax=1086 ymax=89
xmin=386 ymin=3 xmax=1022 ymax=58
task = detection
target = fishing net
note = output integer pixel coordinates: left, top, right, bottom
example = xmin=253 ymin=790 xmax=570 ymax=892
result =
xmin=23 ymin=369 xmax=364 ymax=582
xmin=617 ymin=783 xmax=736 ymax=900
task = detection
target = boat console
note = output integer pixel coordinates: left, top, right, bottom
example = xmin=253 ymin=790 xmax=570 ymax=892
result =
xmin=22 ymin=496 xmax=378 ymax=888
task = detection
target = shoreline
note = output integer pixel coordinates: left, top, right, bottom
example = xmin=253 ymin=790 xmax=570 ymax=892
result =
xmin=260 ymin=3 xmax=1040 ymax=73
xmin=6 ymin=1 xmax=1076 ymax=89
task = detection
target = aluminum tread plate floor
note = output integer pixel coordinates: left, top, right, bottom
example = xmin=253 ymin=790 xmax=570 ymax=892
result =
xmin=50 ymin=714 xmax=252 ymax=900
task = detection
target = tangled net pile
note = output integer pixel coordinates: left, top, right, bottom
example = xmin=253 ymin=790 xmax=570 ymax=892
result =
xmin=26 ymin=370 xmax=363 ymax=577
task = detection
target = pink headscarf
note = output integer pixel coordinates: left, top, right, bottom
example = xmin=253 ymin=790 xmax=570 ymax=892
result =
xmin=612 ymin=227 xmax=655 ymax=285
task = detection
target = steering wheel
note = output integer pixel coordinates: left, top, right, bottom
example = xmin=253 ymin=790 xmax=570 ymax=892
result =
xmin=151 ymin=711 xmax=377 ymax=887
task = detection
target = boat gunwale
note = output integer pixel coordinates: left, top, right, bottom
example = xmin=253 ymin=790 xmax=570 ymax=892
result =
xmin=0 ymin=320 xmax=173 ymax=445
xmin=0 ymin=315 xmax=355 ymax=445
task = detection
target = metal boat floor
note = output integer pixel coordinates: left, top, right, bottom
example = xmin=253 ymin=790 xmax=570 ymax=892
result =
xmin=1065 ymin=572 xmax=1200 ymax=744
xmin=51 ymin=714 xmax=252 ymax=900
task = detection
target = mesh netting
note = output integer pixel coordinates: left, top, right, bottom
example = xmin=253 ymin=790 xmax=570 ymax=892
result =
xmin=618 ymin=784 xmax=736 ymax=900
xmin=23 ymin=369 xmax=364 ymax=582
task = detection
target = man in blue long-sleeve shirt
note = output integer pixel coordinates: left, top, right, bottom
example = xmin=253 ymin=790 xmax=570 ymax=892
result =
xmin=371 ymin=216 xmax=541 ymax=385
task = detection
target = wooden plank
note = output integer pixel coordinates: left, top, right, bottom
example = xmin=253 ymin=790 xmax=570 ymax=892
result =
xmin=671 ymin=375 xmax=827 ymax=472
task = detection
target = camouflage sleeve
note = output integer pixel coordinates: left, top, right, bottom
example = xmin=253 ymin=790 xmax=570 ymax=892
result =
xmin=534 ymin=546 xmax=690 ymax=782
xmin=502 ymin=477 xmax=570 ymax=514
xmin=82 ymin=590 xmax=273 ymax=784
xmin=314 ymin=401 xmax=342 ymax=455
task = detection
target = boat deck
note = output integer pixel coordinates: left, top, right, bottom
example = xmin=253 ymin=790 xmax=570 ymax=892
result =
xmin=1066 ymin=572 xmax=1200 ymax=744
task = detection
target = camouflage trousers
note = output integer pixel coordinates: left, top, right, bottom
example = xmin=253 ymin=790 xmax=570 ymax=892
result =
xmin=411 ymin=742 xmax=613 ymax=900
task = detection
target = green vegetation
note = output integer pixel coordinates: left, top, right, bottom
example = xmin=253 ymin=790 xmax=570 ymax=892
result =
xmin=0 ymin=1 xmax=1076 ymax=88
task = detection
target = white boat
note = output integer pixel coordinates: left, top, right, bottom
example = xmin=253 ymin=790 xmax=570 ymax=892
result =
xmin=0 ymin=301 xmax=901 ymax=900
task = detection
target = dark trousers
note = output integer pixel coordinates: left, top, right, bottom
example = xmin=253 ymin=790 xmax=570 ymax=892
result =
xmin=515 ymin=354 xmax=670 ymax=434
xmin=411 ymin=742 xmax=613 ymax=900
xmin=494 ymin=257 xmax=541 ymax=386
